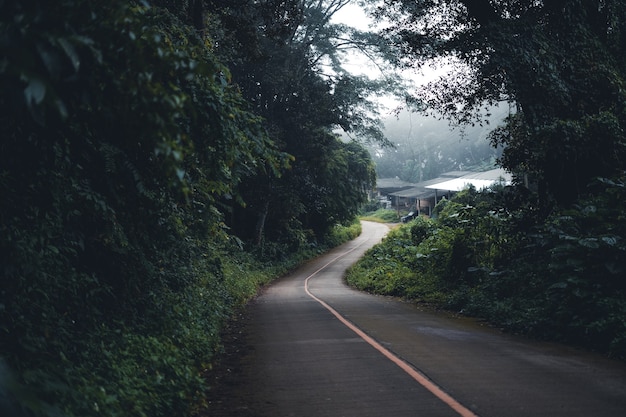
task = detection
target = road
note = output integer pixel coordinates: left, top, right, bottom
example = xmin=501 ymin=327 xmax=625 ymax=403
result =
xmin=209 ymin=221 xmax=626 ymax=417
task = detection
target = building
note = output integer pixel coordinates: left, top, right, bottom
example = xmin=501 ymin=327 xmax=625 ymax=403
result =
xmin=378 ymin=168 xmax=512 ymax=216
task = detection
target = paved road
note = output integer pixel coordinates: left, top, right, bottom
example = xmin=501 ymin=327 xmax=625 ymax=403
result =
xmin=211 ymin=221 xmax=626 ymax=417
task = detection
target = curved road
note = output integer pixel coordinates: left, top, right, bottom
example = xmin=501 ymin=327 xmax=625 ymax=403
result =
xmin=212 ymin=221 xmax=626 ymax=417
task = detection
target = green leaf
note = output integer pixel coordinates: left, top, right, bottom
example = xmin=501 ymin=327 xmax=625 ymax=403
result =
xmin=24 ymin=77 xmax=46 ymax=105
xmin=578 ymin=238 xmax=599 ymax=249
xmin=601 ymin=236 xmax=619 ymax=246
xmin=58 ymin=37 xmax=81 ymax=72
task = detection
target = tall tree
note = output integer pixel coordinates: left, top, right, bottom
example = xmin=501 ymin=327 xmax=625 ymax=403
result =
xmin=372 ymin=0 xmax=626 ymax=206
xmin=206 ymin=0 xmax=392 ymax=244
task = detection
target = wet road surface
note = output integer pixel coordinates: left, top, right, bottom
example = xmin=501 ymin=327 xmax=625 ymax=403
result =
xmin=210 ymin=221 xmax=626 ymax=417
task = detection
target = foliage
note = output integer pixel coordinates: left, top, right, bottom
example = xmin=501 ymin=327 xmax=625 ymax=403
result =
xmin=0 ymin=5 xmax=369 ymax=409
xmin=209 ymin=0 xmax=388 ymax=243
xmin=347 ymin=182 xmax=626 ymax=358
xmin=359 ymin=208 xmax=400 ymax=223
xmin=346 ymin=222 xmax=444 ymax=302
xmin=373 ymin=0 xmax=626 ymax=206
xmin=323 ymin=219 xmax=363 ymax=248
xmin=528 ymin=175 xmax=626 ymax=353
xmin=0 ymin=1 xmax=345 ymax=416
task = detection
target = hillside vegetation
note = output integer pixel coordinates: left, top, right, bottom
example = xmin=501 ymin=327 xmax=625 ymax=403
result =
xmin=371 ymin=106 xmax=509 ymax=182
xmin=348 ymin=184 xmax=626 ymax=358
xmin=0 ymin=1 xmax=373 ymax=416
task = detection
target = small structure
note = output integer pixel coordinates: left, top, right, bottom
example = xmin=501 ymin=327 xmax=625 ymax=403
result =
xmin=425 ymin=168 xmax=511 ymax=194
xmin=380 ymin=168 xmax=512 ymax=217
xmin=375 ymin=177 xmax=415 ymax=195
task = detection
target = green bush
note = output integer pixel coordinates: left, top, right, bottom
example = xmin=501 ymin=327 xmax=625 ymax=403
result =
xmin=324 ymin=220 xmax=363 ymax=247
xmin=409 ymin=216 xmax=436 ymax=245
xmin=347 ymin=225 xmax=443 ymax=303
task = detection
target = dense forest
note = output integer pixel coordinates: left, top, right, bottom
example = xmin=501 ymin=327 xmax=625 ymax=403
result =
xmin=0 ymin=1 xmax=383 ymax=416
xmin=2 ymin=0 xmax=626 ymax=416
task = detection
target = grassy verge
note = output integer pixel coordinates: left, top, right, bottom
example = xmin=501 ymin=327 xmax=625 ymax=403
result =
xmin=359 ymin=208 xmax=401 ymax=223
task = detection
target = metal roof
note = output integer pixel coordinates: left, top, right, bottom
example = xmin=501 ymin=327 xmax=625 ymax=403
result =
xmin=389 ymin=187 xmax=438 ymax=199
xmin=424 ymin=168 xmax=512 ymax=192
xmin=381 ymin=169 xmax=512 ymax=198
xmin=375 ymin=177 xmax=414 ymax=190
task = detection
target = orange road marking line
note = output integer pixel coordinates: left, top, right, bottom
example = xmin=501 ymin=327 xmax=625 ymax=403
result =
xmin=304 ymin=244 xmax=479 ymax=417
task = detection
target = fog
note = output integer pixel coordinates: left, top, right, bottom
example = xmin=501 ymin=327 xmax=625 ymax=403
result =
xmin=370 ymin=104 xmax=511 ymax=183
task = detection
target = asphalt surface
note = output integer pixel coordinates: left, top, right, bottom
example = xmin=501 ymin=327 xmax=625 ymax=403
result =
xmin=209 ymin=221 xmax=626 ymax=417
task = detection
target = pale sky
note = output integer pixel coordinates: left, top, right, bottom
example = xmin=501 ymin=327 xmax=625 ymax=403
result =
xmin=331 ymin=3 xmax=453 ymax=116
xmin=330 ymin=3 xmax=385 ymax=78
xmin=331 ymin=2 xmax=372 ymax=31
xmin=330 ymin=1 xmax=449 ymax=96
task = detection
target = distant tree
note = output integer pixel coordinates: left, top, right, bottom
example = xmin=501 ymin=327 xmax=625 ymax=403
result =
xmin=370 ymin=109 xmax=505 ymax=183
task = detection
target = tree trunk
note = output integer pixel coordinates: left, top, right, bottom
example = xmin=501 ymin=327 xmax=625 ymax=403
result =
xmin=255 ymin=199 xmax=270 ymax=246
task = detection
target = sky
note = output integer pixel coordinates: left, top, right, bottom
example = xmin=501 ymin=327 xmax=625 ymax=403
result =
xmin=330 ymin=1 xmax=451 ymax=109
xmin=330 ymin=3 xmax=385 ymax=78
xmin=329 ymin=1 xmax=510 ymax=156
xmin=331 ymin=2 xmax=371 ymax=31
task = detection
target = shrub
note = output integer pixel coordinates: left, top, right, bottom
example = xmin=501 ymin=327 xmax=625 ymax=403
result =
xmin=409 ymin=216 xmax=436 ymax=245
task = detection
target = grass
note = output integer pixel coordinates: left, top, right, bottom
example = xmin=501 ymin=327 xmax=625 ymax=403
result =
xmin=359 ymin=208 xmax=402 ymax=223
